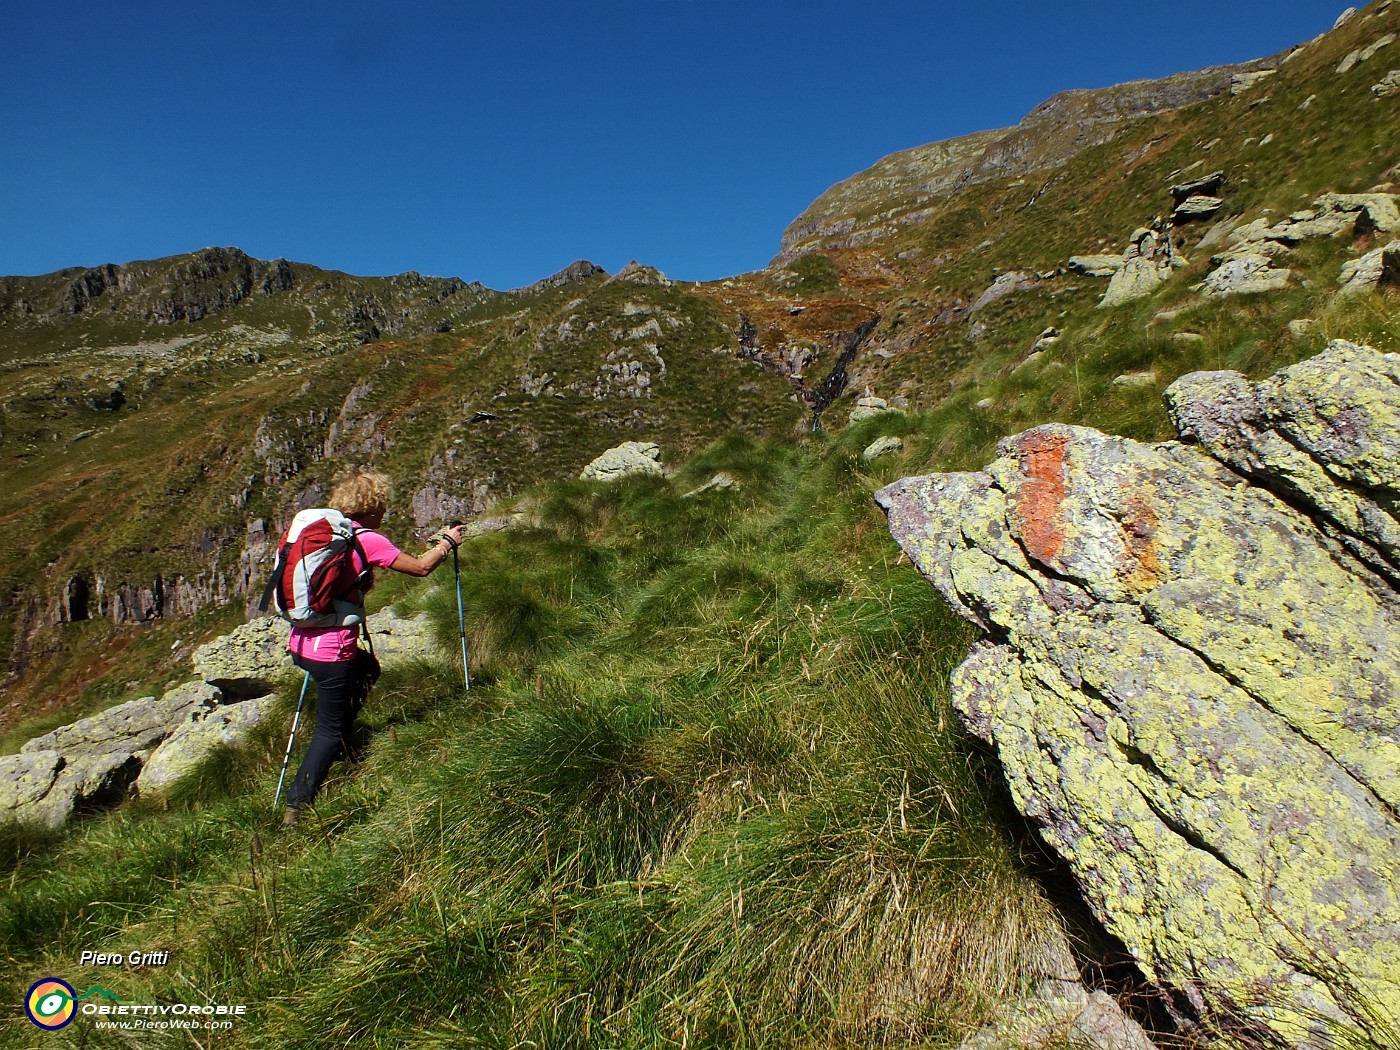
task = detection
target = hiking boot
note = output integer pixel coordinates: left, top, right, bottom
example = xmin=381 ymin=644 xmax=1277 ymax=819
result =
xmin=282 ymin=807 xmax=300 ymax=828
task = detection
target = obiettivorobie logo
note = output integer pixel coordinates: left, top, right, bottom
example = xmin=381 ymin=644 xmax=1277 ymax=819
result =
xmin=24 ymin=976 xmax=249 ymax=1033
xmin=25 ymin=979 xmax=120 ymax=1030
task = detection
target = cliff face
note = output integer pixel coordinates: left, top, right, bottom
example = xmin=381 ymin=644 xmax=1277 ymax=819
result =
xmin=876 ymin=342 xmax=1400 ymax=1048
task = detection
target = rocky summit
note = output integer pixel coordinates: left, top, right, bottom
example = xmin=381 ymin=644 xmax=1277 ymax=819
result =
xmin=876 ymin=341 xmax=1400 ymax=1047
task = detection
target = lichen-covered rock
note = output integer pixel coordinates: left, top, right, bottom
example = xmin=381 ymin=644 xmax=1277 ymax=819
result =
xmin=848 ymin=394 xmax=897 ymax=424
xmin=1199 ymin=253 xmax=1292 ymax=295
xmin=861 ymin=436 xmax=905 ymax=462
xmin=1336 ymin=240 xmax=1400 ymax=297
xmin=5 ymin=684 xmax=222 ymax=827
xmin=366 ymin=608 xmax=438 ymax=664
xmin=1167 ymin=340 xmax=1400 ymax=572
xmin=1375 ymin=69 xmax=1400 ymax=97
xmin=137 ymin=694 xmax=277 ymax=795
xmin=0 ymin=750 xmax=65 ymax=816
xmin=0 ymin=749 xmax=143 ymax=830
xmin=875 ymin=343 xmax=1400 ymax=1047
xmin=192 ymin=616 xmax=291 ymax=698
xmin=579 ymin=441 xmax=664 ymax=481
xmin=21 ymin=686 xmax=218 ymax=757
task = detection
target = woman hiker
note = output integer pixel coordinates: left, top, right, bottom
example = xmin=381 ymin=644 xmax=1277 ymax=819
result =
xmin=282 ymin=469 xmax=463 ymax=827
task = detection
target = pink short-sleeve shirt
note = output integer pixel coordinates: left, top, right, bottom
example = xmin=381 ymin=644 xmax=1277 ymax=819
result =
xmin=287 ymin=524 xmax=402 ymax=663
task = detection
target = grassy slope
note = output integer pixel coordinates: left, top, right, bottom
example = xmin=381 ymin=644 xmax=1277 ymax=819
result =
xmin=0 ymin=432 xmax=1088 ymax=1049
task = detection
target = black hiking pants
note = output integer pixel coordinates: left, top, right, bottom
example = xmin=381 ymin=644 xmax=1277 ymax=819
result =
xmin=287 ymin=653 xmax=369 ymax=809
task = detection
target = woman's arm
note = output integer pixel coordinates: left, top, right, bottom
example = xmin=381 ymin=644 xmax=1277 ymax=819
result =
xmin=389 ymin=525 xmax=464 ymax=578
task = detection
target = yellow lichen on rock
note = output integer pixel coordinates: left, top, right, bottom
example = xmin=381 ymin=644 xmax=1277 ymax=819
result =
xmin=876 ymin=341 xmax=1400 ymax=1048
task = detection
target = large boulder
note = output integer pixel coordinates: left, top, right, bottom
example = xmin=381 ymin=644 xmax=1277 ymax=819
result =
xmin=137 ymin=694 xmax=278 ymax=795
xmin=21 ymin=684 xmax=219 ymax=757
xmin=5 ymin=684 xmax=223 ymax=827
xmin=1198 ymin=253 xmax=1291 ymax=296
xmin=579 ymin=441 xmax=664 ymax=482
xmin=875 ymin=342 xmax=1399 ymax=1047
xmin=192 ymin=616 xmax=291 ymax=699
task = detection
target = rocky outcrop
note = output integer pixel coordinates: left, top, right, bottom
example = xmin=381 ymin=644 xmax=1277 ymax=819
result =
xmin=875 ymin=342 xmax=1399 ymax=1048
xmin=1227 ymin=193 xmax=1400 ymax=253
xmin=192 ymin=617 xmax=293 ymax=700
xmin=2 ymin=683 xmax=224 ymax=827
xmin=4 ymin=604 xmax=443 ymax=824
xmin=514 ymin=260 xmax=606 ymax=295
xmin=1099 ymin=227 xmax=1184 ymax=308
xmin=580 ymin=441 xmax=664 ymax=482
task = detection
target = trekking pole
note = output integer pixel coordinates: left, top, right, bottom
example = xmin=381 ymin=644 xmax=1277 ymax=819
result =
xmin=273 ymin=671 xmax=311 ymax=810
xmin=453 ymin=543 xmax=471 ymax=691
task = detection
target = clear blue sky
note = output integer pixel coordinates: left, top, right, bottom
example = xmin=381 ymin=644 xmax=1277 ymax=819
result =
xmin=1 ymin=1 xmax=1348 ymax=289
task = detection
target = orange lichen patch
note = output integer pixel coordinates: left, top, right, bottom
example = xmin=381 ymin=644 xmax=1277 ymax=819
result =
xmin=1013 ymin=430 xmax=1069 ymax=565
xmin=1119 ymin=493 xmax=1167 ymax=593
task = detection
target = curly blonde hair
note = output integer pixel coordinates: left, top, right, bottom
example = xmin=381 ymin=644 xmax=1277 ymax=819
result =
xmin=329 ymin=468 xmax=392 ymax=522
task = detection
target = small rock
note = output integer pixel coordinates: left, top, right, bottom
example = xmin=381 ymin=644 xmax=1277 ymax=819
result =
xmin=1171 ymin=332 xmax=1207 ymax=345
xmin=681 ymin=472 xmax=738 ymax=498
xmin=975 ymin=397 xmax=996 ymax=410
xmin=1288 ymin=319 xmax=1317 ymax=338
xmin=1067 ymin=255 xmax=1124 ymax=278
xmin=1336 ymin=240 xmax=1400 ymax=297
xmin=1015 ymin=351 xmax=1046 ymax=372
xmin=861 ymin=436 xmax=904 ymax=462
xmin=580 ymin=441 xmax=664 ymax=481
xmin=848 ymin=395 xmax=897 ymax=425
xmin=1173 ymin=195 xmax=1224 ymax=221
xmin=1375 ymin=70 xmax=1400 ymax=97
xmin=1112 ymin=371 xmax=1158 ymax=388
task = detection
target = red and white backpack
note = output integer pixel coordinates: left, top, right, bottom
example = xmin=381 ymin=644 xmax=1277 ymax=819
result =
xmin=258 ymin=509 xmax=373 ymax=626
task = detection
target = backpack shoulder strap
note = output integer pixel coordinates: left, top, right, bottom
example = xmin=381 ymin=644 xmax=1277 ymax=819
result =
xmin=257 ymin=533 xmax=291 ymax=613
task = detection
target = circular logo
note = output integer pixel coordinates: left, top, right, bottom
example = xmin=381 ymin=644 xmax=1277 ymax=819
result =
xmin=25 ymin=978 xmax=77 ymax=1030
